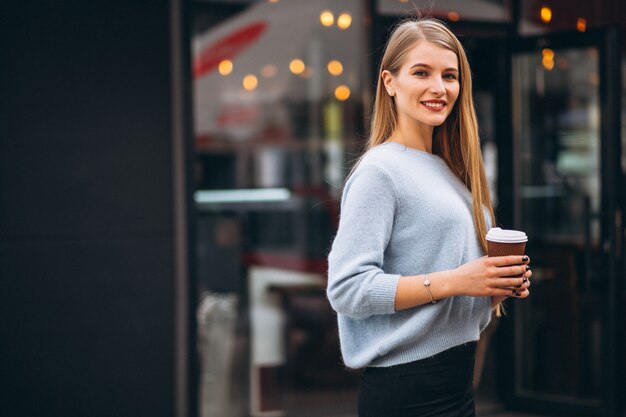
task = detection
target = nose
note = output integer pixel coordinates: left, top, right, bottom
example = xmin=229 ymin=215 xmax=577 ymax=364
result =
xmin=429 ymin=77 xmax=445 ymax=95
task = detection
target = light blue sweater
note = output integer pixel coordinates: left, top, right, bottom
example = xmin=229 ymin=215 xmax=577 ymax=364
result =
xmin=327 ymin=141 xmax=492 ymax=369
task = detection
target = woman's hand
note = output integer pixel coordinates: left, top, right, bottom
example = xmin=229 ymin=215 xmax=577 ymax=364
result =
xmin=394 ymin=255 xmax=532 ymax=311
xmin=453 ymin=255 xmax=532 ymax=298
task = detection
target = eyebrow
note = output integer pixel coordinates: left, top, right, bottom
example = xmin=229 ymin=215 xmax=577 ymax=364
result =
xmin=409 ymin=63 xmax=458 ymax=72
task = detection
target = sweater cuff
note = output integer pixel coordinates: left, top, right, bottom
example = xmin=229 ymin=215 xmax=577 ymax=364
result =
xmin=369 ymin=273 xmax=401 ymax=314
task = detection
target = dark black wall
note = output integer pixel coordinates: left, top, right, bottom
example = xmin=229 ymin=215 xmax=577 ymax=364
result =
xmin=1 ymin=1 xmax=179 ymax=416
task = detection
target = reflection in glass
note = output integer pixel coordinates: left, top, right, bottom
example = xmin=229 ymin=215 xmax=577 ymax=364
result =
xmin=320 ymin=9 xmax=334 ymax=27
xmin=519 ymin=0 xmax=604 ymax=35
xmin=539 ymin=6 xmax=552 ymax=23
xmin=377 ymin=0 xmax=511 ymax=22
xmin=192 ymin=0 xmax=366 ymax=415
xmin=337 ymin=13 xmax=353 ymax=30
xmin=512 ymin=46 xmax=603 ymax=402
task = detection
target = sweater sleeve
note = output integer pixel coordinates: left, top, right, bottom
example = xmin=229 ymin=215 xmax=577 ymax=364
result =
xmin=327 ymin=164 xmax=401 ymax=319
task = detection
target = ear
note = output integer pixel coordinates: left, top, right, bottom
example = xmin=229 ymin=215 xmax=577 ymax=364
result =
xmin=381 ymin=70 xmax=395 ymax=96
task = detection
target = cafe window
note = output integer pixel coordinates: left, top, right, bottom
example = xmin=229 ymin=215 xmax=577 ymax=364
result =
xmin=518 ymin=0 xmax=607 ymax=35
xmin=191 ymin=0 xmax=368 ymax=415
xmin=377 ymin=0 xmax=512 ymax=23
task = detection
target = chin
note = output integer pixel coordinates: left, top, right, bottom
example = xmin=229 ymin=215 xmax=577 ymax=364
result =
xmin=414 ymin=110 xmax=451 ymax=126
xmin=422 ymin=116 xmax=448 ymax=127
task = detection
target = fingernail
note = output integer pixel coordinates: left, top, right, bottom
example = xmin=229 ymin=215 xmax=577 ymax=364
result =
xmin=512 ymin=289 xmax=516 ymax=294
xmin=522 ymin=256 xmax=529 ymax=262
xmin=515 ymin=292 xmax=521 ymax=296
xmin=523 ymin=277 xmax=528 ymax=283
xmin=525 ymin=265 xmax=530 ymax=271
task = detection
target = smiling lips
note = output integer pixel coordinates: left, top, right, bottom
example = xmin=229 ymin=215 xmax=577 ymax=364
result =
xmin=421 ymin=100 xmax=447 ymax=111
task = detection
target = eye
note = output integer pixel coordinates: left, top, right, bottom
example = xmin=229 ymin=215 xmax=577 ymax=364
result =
xmin=413 ymin=70 xmax=428 ymax=77
xmin=443 ymin=73 xmax=458 ymax=80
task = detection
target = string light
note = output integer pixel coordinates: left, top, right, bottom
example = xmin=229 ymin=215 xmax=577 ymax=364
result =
xmin=337 ymin=13 xmax=352 ymax=29
xmin=541 ymin=48 xmax=555 ymax=71
xmin=243 ymin=74 xmax=258 ymax=91
xmin=540 ymin=6 xmax=552 ymax=23
xmin=447 ymin=11 xmax=460 ymax=22
xmin=577 ymin=18 xmax=587 ymax=32
xmin=335 ymin=85 xmax=351 ymax=101
xmin=320 ymin=10 xmax=334 ymax=27
xmin=218 ymin=60 xmax=233 ymax=76
xmin=327 ymin=60 xmax=343 ymax=76
xmin=261 ymin=64 xmax=277 ymax=78
xmin=289 ymin=59 xmax=306 ymax=75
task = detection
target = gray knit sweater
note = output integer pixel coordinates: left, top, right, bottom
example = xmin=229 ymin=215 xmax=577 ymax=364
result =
xmin=327 ymin=141 xmax=492 ymax=369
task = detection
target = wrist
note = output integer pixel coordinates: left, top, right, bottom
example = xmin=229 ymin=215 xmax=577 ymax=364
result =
xmin=449 ymin=266 xmax=468 ymax=297
xmin=426 ymin=270 xmax=455 ymax=300
xmin=423 ymin=274 xmax=437 ymax=304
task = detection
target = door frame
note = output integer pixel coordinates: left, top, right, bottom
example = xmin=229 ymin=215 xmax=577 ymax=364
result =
xmin=502 ymin=27 xmax=624 ymax=417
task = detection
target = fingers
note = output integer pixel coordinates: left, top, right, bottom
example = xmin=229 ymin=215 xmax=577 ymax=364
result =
xmin=490 ymin=284 xmax=530 ymax=298
xmin=488 ymin=255 xmax=530 ymax=266
xmin=474 ymin=255 xmax=534 ymax=299
xmin=491 ymin=273 xmax=531 ymax=289
xmin=492 ymin=287 xmax=523 ymax=297
xmin=495 ymin=264 xmax=530 ymax=278
xmin=511 ymin=288 xmax=530 ymax=298
xmin=493 ymin=271 xmax=532 ymax=298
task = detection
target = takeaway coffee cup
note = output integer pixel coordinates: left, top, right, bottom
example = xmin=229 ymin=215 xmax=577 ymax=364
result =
xmin=485 ymin=227 xmax=528 ymax=257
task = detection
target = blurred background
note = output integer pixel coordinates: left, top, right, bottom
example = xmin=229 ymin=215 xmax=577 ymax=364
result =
xmin=2 ymin=0 xmax=625 ymax=417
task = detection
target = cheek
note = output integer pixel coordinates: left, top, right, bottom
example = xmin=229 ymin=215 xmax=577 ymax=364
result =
xmin=448 ymin=85 xmax=460 ymax=106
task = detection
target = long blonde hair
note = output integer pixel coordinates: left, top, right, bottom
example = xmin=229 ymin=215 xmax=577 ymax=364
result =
xmin=368 ymin=18 xmax=496 ymax=255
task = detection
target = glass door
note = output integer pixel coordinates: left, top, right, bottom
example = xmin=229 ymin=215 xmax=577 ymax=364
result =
xmin=509 ymin=29 xmax=622 ymax=416
xmin=191 ymin=1 xmax=369 ymax=416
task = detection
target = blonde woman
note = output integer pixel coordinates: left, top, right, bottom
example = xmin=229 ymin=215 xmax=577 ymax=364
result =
xmin=327 ymin=18 xmax=532 ymax=416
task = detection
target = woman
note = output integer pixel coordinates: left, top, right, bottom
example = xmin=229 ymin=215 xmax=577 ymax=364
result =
xmin=326 ymin=18 xmax=532 ymax=417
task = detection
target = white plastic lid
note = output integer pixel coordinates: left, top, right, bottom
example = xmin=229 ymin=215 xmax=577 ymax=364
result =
xmin=485 ymin=227 xmax=528 ymax=243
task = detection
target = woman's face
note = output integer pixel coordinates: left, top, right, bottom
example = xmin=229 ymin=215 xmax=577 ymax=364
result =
xmin=383 ymin=40 xmax=460 ymax=128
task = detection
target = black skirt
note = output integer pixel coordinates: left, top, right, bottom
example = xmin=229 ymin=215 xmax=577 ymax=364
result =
xmin=358 ymin=342 xmax=477 ymax=417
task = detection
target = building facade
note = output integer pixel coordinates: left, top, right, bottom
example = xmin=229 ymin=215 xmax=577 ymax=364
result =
xmin=191 ymin=1 xmax=625 ymax=416
xmin=2 ymin=1 xmax=624 ymax=417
